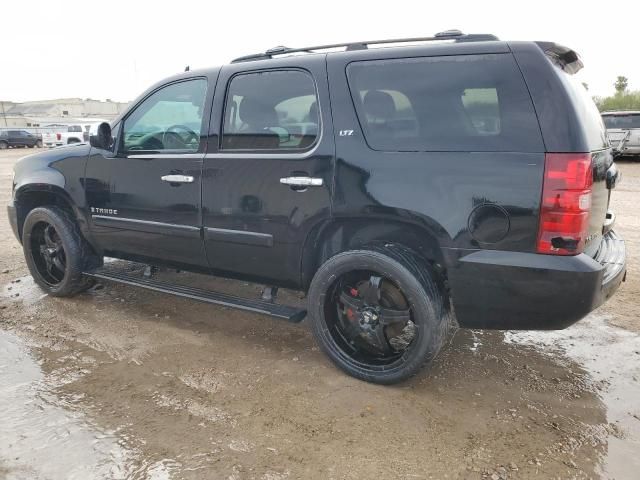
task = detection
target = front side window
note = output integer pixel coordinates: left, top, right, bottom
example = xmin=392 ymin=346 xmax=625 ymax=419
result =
xmin=347 ymin=54 xmax=543 ymax=152
xmin=222 ymin=70 xmax=319 ymax=151
xmin=122 ymin=78 xmax=207 ymax=153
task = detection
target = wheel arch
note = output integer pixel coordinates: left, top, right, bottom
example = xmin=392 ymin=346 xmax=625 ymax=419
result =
xmin=300 ymin=217 xmax=450 ymax=292
xmin=14 ymin=185 xmax=96 ymax=253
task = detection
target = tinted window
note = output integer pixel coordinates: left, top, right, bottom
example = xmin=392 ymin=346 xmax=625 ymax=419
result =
xmin=222 ymin=70 xmax=319 ymax=150
xmin=123 ymin=79 xmax=207 ymax=153
xmin=347 ymin=54 xmax=543 ymax=152
xmin=68 ymin=125 xmax=82 ymax=132
xmin=603 ymin=114 xmax=640 ymax=129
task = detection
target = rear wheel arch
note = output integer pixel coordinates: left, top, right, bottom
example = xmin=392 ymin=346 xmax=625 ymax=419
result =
xmin=300 ymin=218 xmax=449 ymax=293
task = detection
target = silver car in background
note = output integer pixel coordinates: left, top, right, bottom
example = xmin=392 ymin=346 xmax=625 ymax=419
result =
xmin=602 ymin=111 xmax=640 ymax=158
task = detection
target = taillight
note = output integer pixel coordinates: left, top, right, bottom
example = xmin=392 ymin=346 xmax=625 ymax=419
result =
xmin=56 ymin=133 xmax=61 ymax=141
xmin=537 ymin=153 xmax=593 ymax=255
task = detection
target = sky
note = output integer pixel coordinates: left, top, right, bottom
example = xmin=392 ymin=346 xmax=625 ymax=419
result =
xmin=1 ymin=0 xmax=638 ymax=103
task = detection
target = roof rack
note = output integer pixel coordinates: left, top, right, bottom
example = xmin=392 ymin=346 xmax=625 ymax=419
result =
xmin=231 ymin=30 xmax=499 ymax=63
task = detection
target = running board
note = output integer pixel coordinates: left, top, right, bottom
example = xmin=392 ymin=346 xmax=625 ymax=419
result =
xmin=84 ymin=264 xmax=307 ymax=323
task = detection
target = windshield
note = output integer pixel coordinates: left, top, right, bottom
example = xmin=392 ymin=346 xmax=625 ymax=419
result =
xmin=602 ymin=114 xmax=640 ymax=129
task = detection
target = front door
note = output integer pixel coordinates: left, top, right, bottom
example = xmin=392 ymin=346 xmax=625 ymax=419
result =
xmin=85 ymin=76 xmax=213 ymax=268
xmin=202 ymin=60 xmax=334 ymax=287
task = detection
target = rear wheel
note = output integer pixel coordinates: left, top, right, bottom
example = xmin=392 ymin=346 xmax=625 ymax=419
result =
xmin=35 ymin=140 xmax=43 ymax=148
xmin=308 ymin=245 xmax=450 ymax=384
xmin=0 ymin=141 xmax=7 ymax=150
xmin=22 ymin=207 xmax=100 ymax=296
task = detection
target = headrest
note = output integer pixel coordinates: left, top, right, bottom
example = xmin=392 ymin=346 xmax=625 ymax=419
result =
xmin=363 ymin=90 xmax=396 ymax=120
xmin=308 ymin=101 xmax=318 ymax=122
xmin=239 ymin=97 xmax=278 ymax=127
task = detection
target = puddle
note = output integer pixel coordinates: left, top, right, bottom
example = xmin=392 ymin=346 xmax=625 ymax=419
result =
xmin=505 ymin=314 xmax=640 ymax=479
xmin=2 ymin=271 xmax=639 ymax=478
xmin=0 ymin=330 xmax=175 ymax=480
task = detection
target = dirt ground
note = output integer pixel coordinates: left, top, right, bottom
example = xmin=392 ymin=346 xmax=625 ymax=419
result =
xmin=0 ymin=148 xmax=639 ymax=480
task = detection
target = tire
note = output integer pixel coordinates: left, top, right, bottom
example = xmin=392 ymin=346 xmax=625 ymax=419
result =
xmin=36 ymin=140 xmax=43 ymax=148
xmin=308 ymin=244 xmax=450 ymax=384
xmin=0 ymin=141 xmax=7 ymax=150
xmin=22 ymin=206 xmax=100 ymax=297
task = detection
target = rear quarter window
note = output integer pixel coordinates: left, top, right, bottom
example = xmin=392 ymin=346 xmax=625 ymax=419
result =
xmin=346 ymin=54 xmax=543 ymax=152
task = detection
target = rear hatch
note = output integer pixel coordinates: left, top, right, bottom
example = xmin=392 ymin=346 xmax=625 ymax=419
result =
xmin=603 ymin=112 xmax=640 ymax=149
xmin=541 ymin=44 xmax=618 ymax=258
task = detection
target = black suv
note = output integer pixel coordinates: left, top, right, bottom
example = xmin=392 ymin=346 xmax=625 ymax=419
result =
xmin=7 ymin=31 xmax=626 ymax=384
xmin=0 ymin=130 xmax=42 ymax=149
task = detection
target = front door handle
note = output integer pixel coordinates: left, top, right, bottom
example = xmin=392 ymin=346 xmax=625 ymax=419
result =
xmin=161 ymin=174 xmax=194 ymax=184
xmin=279 ymin=176 xmax=323 ymax=187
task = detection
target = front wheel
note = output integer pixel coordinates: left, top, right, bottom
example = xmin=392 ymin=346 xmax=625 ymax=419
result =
xmin=308 ymin=245 xmax=450 ymax=384
xmin=22 ymin=207 xmax=100 ymax=296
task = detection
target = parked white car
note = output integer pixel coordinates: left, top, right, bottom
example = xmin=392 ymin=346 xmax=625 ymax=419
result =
xmin=602 ymin=111 xmax=640 ymax=158
xmin=42 ymin=125 xmax=86 ymax=147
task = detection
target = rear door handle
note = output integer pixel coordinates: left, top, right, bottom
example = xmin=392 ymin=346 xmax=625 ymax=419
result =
xmin=161 ymin=174 xmax=194 ymax=183
xmin=279 ymin=176 xmax=323 ymax=187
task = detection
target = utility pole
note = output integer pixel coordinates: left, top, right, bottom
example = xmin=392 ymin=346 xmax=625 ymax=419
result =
xmin=0 ymin=101 xmax=7 ymax=127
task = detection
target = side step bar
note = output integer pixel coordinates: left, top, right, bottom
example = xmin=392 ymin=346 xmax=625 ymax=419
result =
xmin=84 ymin=265 xmax=307 ymax=323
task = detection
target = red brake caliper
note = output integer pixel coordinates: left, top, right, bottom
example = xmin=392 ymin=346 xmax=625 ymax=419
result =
xmin=346 ymin=288 xmax=359 ymax=320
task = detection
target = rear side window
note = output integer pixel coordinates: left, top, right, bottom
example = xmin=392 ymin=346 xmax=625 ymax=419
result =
xmin=603 ymin=114 xmax=640 ymax=129
xmin=347 ymin=54 xmax=543 ymax=152
xmin=222 ymin=70 xmax=319 ymax=151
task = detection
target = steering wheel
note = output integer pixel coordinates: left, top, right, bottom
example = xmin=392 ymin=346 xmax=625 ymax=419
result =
xmin=162 ymin=124 xmax=199 ymax=149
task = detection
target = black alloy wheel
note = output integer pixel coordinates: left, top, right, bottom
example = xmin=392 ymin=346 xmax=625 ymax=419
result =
xmin=29 ymin=221 xmax=67 ymax=286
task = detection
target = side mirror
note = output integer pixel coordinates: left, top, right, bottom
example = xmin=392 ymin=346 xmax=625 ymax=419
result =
xmin=89 ymin=122 xmax=112 ymax=149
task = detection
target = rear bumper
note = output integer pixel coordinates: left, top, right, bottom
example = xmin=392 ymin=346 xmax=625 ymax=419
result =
xmin=619 ymin=146 xmax=640 ymax=155
xmin=7 ymin=201 xmax=20 ymax=243
xmin=448 ymin=230 xmax=626 ymax=330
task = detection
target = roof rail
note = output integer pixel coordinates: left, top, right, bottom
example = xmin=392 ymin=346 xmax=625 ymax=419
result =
xmin=231 ymin=30 xmax=499 ymax=63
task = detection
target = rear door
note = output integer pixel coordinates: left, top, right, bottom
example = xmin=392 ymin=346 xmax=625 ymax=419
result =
xmin=20 ymin=130 xmax=35 ymax=146
xmin=603 ymin=113 xmax=640 ymax=149
xmin=202 ymin=57 xmax=334 ymax=286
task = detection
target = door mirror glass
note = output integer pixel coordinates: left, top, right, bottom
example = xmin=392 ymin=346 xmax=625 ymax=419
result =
xmin=90 ymin=122 xmax=112 ymax=149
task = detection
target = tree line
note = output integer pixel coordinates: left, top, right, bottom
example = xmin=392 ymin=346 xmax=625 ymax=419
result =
xmin=590 ymin=76 xmax=640 ymax=112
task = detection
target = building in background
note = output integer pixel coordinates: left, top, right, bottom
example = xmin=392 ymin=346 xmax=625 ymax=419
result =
xmin=0 ymin=98 xmax=129 ymax=128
